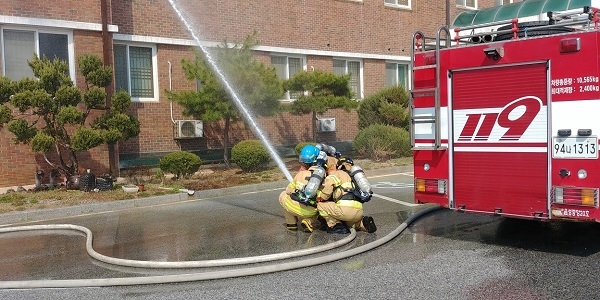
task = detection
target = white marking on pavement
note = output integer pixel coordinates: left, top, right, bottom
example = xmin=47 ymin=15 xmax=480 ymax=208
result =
xmin=372 ymin=193 xmax=420 ymax=207
xmin=370 ymin=172 xmax=414 ymax=178
xmin=371 ymin=182 xmax=414 ymax=189
xmin=240 ymin=188 xmax=283 ymax=195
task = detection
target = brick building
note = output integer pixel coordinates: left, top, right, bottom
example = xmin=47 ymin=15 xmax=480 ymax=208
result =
xmin=0 ymin=0 xmax=505 ymax=188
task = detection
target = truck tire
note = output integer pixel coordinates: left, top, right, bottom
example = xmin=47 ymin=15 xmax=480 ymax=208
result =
xmin=494 ymin=21 xmax=573 ymax=41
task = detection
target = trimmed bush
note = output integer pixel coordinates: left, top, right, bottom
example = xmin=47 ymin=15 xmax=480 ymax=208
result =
xmin=357 ymin=85 xmax=409 ymax=130
xmin=353 ymin=124 xmax=411 ymax=161
xmin=231 ymin=139 xmax=271 ymax=172
xmin=158 ymin=151 xmax=202 ymax=179
xmin=294 ymin=142 xmax=316 ymax=156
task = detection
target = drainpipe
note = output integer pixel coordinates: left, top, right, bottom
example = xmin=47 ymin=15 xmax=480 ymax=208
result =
xmin=101 ymin=0 xmax=118 ymax=177
xmin=446 ymin=0 xmax=451 ymax=27
xmin=168 ymin=61 xmax=181 ymax=150
xmin=168 ymin=61 xmax=175 ymax=124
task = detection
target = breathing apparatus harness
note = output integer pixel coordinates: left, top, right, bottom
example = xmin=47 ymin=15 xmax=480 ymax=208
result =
xmin=336 ymin=158 xmax=373 ymax=203
xmin=291 ymin=151 xmax=328 ymax=207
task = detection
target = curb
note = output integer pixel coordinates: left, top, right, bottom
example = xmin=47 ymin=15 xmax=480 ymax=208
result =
xmin=0 ymin=166 xmax=413 ymax=226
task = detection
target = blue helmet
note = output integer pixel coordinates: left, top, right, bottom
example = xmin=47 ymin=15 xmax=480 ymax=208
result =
xmin=299 ymin=145 xmax=319 ymax=164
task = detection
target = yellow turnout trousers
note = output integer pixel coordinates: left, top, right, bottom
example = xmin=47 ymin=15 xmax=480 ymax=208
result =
xmin=278 ymin=191 xmax=318 ymax=226
xmin=317 ymin=200 xmax=367 ymax=231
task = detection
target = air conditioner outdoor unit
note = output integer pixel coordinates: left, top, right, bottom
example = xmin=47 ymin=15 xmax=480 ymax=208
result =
xmin=175 ymin=120 xmax=203 ymax=138
xmin=318 ymin=118 xmax=336 ymax=132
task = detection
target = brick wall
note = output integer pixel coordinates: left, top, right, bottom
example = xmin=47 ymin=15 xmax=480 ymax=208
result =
xmin=122 ymin=0 xmax=506 ymax=160
xmin=0 ymin=136 xmax=38 ymax=188
xmin=111 ymin=0 xmax=191 ymax=39
xmin=0 ymin=0 xmax=102 ymax=23
xmin=0 ymin=0 xmax=506 ymax=187
xmin=162 ymin=0 xmax=450 ymax=56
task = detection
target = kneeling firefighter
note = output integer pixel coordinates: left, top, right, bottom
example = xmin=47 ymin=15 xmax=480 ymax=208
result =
xmin=316 ymin=157 xmax=377 ymax=234
xmin=278 ymin=145 xmax=326 ymax=233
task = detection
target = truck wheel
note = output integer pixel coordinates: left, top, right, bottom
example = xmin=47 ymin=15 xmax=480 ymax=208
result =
xmin=494 ymin=21 xmax=573 ymax=41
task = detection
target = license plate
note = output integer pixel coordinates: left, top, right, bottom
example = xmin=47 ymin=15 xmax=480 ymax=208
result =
xmin=553 ymin=136 xmax=598 ymax=159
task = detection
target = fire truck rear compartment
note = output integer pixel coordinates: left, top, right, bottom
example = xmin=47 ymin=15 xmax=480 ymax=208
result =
xmin=451 ymin=63 xmax=549 ymax=219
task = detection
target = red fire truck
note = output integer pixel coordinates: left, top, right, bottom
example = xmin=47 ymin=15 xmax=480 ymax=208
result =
xmin=410 ymin=2 xmax=600 ymax=222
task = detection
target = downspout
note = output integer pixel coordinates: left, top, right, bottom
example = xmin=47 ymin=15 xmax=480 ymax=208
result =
xmin=168 ymin=61 xmax=181 ymax=151
xmin=168 ymin=61 xmax=175 ymax=124
xmin=101 ymin=0 xmax=118 ymax=177
xmin=446 ymin=0 xmax=451 ymax=27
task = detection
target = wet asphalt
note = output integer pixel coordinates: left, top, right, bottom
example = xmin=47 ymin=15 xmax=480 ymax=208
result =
xmin=0 ymin=166 xmax=416 ymax=281
xmin=3 ymin=165 xmax=600 ymax=299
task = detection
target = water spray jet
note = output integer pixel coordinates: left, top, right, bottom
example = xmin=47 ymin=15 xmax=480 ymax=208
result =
xmin=168 ymin=0 xmax=293 ymax=182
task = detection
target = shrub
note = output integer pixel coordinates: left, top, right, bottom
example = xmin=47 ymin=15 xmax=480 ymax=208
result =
xmin=158 ymin=151 xmax=202 ymax=179
xmin=357 ymin=85 xmax=409 ymax=130
xmin=353 ymin=124 xmax=411 ymax=161
xmin=231 ymin=139 xmax=271 ymax=172
xmin=294 ymin=142 xmax=316 ymax=156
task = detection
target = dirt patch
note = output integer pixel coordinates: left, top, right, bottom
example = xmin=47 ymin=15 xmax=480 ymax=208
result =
xmin=0 ymin=157 xmax=411 ymax=215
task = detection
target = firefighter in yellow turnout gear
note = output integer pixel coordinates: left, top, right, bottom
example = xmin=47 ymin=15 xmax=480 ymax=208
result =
xmin=317 ymin=157 xmax=377 ymax=234
xmin=278 ymin=145 xmax=323 ymax=232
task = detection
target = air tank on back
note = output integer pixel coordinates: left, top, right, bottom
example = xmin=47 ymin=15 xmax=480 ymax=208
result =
xmin=316 ymin=143 xmax=337 ymax=157
xmin=349 ymin=165 xmax=371 ymax=194
xmin=303 ymin=166 xmax=326 ymax=199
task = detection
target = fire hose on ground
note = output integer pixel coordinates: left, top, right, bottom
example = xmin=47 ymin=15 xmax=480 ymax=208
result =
xmin=0 ymin=204 xmax=441 ymax=289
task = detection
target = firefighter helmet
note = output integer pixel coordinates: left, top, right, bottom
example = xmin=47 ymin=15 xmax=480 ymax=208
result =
xmin=299 ymin=145 xmax=319 ymax=164
xmin=336 ymin=157 xmax=354 ymax=170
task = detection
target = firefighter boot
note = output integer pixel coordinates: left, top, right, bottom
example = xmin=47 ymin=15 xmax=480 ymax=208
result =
xmin=286 ymin=223 xmax=298 ymax=231
xmin=301 ymin=219 xmax=314 ymax=233
xmin=362 ymin=216 xmax=377 ymax=233
xmin=327 ymin=223 xmax=350 ymax=234
xmin=317 ymin=215 xmax=328 ymax=231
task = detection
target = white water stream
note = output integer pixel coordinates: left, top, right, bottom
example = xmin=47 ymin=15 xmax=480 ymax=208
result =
xmin=167 ymin=0 xmax=293 ymax=182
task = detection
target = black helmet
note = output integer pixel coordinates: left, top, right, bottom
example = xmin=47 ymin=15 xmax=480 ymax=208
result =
xmin=336 ymin=157 xmax=354 ymax=170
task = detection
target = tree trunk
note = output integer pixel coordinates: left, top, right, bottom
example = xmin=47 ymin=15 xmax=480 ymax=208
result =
xmin=223 ymin=117 xmax=231 ymax=167
xmin=100 ymin=0 xmax=118 ymax=178
xmin=312 ymin=110 xmax=317 ymax=142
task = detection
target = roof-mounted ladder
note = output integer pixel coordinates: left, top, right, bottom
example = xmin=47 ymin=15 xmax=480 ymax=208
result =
xmin=409 ymin=26 xmax=450 ymax=150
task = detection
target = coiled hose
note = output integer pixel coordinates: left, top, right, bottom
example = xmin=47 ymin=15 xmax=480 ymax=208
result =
xmin=0 ymin=205 xmax=441 ymax=289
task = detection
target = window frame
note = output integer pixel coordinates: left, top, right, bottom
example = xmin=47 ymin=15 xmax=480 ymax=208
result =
xmin=333 ymin=58 xmax=363 ymax=99
xmin=456 ymin=0 xmax=477 ymax=9
xmin=113 ymin=42 xmax=159 ymax=102
xmin=1 ymin=26 xmax=75 ymax=81
xmin=384 ymin=0 xmax=411 ymax=9
xmin=385 ymin=61 xmax=410 ymax=90
xmin=270 ymin=54 xmax=306 ymax=101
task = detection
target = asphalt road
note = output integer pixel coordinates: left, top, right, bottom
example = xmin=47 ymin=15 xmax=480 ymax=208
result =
xmin=1 ymin=166 xmax=600 ymax=299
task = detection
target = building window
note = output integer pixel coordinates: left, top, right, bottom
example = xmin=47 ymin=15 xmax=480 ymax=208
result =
xmin=271 ymin=55 xmax=305 ymax=100
xmin=113 ymin=43 xmax=158 ymax=101
xmin=2 ymin=28 xmax=73 ymax=80
xmin=384 ymin=0 xmax=411 ymax=9
xmin=456 ymin=0 xmax=477 ymax=9
xmin=386 ymin=62 xmax=409 ymax=89
xmin=494 ymin=0 xmax=512 ymax=5
xmin=333 ymin=59 xmax=362 ymax=99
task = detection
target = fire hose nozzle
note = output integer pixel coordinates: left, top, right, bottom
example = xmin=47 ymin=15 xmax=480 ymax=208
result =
xmin=179 ymin=189 xmax=195 ymax=196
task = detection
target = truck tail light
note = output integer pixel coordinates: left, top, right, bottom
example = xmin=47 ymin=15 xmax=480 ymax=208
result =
xmin=415 ymin=178 xmax=447 ymax=194
xmin=553 ymin=187 xmax=598 ymax=207
xmin=560 ymin=38 xmax=580 ymax=53
xmin=424 ymin=53 xmax=436 ymax=65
